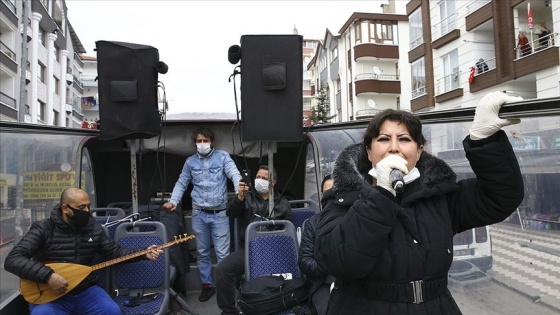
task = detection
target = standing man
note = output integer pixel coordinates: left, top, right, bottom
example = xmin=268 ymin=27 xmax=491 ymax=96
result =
xmin=163 ymin=128 xmax=241 ymax=302
xmin=4 ymin=188 xmax=162 ymax=315
xmin=215 ymin=165 xmax=293 ymax=315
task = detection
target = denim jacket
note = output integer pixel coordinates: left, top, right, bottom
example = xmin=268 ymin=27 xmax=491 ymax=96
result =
xmin=169 ymin=149 xmax=241 ymax=210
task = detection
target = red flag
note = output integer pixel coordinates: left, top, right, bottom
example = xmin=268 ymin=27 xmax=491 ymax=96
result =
xmin=469 ymin=67 xmax=475 ymax=83
xmin=528 ymin=3 xmax=534 ymax=29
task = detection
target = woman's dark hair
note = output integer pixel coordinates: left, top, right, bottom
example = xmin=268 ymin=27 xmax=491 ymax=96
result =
xmin=363 ymin=109 xmax=426 ymax=151
xmin=191 ymin=128 xmax=215 ymax=142
xmin=321 ymin=174 xmax=333 ymax=192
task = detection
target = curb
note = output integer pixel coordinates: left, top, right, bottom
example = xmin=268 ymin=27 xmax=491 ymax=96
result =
xmin=490 ymin=272 xmax=560 ymax=313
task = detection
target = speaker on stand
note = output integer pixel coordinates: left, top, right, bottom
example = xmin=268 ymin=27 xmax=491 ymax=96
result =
xmin=96 ymin=40 xmax=167 ymax=141
xmin=234 ymin=35 xmax=303 ymax=142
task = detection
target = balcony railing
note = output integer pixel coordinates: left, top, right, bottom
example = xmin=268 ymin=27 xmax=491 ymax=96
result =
xmin=355 ymin=73 xmax=399 ymax=81
xmin=355 ymin=109 xmax=381 ymax=118
xmin=432 ymin=13 xmax=458 ymax=40
xmin=0 ymin=41 xmax=15 ymax=60
xmin=3 ymin=0 xmax=16 ymax=13
xmin=515 ymin=33 xmax=556 ymax=59
xmin=436 ymin=71 xmax=460 ymax=95
xmin=412 ymin=86 xmax=426 ymax=99
xmin=0 ymin=91 xmax=17 ymax=109
xmin=467 ymin=0 xmax=491 ymax=14
xmin=409 ymin=36 xmax=424 ymax=51
xmin=474 ymin=57 xmax=496 ymax=76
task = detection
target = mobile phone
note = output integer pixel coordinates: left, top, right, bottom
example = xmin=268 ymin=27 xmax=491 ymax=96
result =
xmin=241 ymin=169 xmax=251 ymax=184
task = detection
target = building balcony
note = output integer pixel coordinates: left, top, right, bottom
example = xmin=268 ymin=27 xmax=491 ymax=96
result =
xmin=355 ymin=108 xmax=381 ymax=120
xmin=0 ymin=92 xmax=17 ymax=120
xmin=354 ymin=43 xmax=399 ymax=61
xmin=465 ymin=0 xmax=492 ymax=31
xmin=0 ymin=41 xmax=17 ymax=73
xmin=514 ymin=45 xmax=560 ymax=79
xmin=65 ymin=67 xmax=73 ymax=84
xmin=81 ymin=75 xmax=98 ymax=87
xmin=354 ymin=73 xmax=400 ymax=95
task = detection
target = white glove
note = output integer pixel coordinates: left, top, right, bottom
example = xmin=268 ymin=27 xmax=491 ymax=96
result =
xmin=469 ymin=91 xmax=523 ymax=140
xmin=374 ymin=155 xmax=409 ymax=197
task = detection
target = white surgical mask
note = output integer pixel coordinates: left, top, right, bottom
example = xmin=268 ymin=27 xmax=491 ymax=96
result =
xmin=254 ymin=178 xmax=269 ymax=194
xmin=196 ymin=143 xmax=212 ymax=156
xmin=368 ymin=167 xmax=421 ymax=184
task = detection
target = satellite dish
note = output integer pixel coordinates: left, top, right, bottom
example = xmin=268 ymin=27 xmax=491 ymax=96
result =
xmin=368 ymin=99 xmax=376 ymax=109
xmin=373 ymin=67 xmax=381 ymax=75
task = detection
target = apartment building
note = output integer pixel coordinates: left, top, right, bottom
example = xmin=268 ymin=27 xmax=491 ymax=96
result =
xmin=407 ymin=0 xmax=557 ymax=113
xmin=80 ymin=54 xmax=99 ymax=124
xmin=0 ymin=0 xmax=86 ymax=127
xmin=308 ymin=0 xmax=408 ymax=123
xmin=309 ymin=0 xmax=558 ymax=123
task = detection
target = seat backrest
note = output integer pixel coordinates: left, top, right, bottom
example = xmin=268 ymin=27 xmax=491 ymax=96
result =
xmin=245 ymin=220 xmax=300 ymax=281
xmin=111 ymin=221 xmax=170 ymax=315
xmin=289 ymin=199 xmax=319 ymax=211
xmin=291 ymin=209 xmax=317 ymax=230
xmin=289 ymin=200 xmax=319 ymax=229
xmin=92 ymin=225 xmax=112 ymax=293
xmin=90 ymin=207 xmax=127 ymax=239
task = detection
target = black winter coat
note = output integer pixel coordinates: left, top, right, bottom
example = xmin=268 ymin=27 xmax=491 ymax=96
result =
xmin=5 ymin=205 xmax=133 ymax=290
xmin=226 ymin=189 xmax=293 ymax=248
xmin=298 ymin=189 xmax=335 ymax=299
xmin=315 ymin=131 xmax=524 ymax=314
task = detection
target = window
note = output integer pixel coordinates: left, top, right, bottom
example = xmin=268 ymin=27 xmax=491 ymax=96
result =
xmin=371 ymin=21 xmax=395 ymax=44
xmin=355 ymin=22 xmax=362 ymax=43
xmin=439 ymin=0 xmax=457 ymax=36
xmin=411 ymin=58 xmax=426 ymax=98
xmin=54 ymin=77 xmax=60 ymax=95
xmin=409 ymin=9 xmax=423 ymax=49
xmin=38 ymin=100 xmax=46 ymax=121
xmin=38 ymin=64 xmax=45 ymax=83
xmin=53 ymin=110 xmax=58 ymax=125
xmin=55 ymin=46 xmax=60 ymax=62
xmin=38 ymin=28 xmax=45 ymax=46
xmin=440 ymin=50 xmax=459 ymax=93
xmin=331 ymin=47 xmax=338 ymax=61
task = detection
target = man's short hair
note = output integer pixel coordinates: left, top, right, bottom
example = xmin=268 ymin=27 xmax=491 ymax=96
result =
xmin=258 ymin=165 xmax=277 ymax=181
xmin=191 ymin=128 xmax=215 ymax=142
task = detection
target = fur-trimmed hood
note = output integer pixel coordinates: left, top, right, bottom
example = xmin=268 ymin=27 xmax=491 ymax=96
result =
xmin=332 ymin=143 xmax=457 ymax=193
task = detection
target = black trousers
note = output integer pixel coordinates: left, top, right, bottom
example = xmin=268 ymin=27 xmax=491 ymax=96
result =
xmin=215 ymin=249 xmax=245 ymax=314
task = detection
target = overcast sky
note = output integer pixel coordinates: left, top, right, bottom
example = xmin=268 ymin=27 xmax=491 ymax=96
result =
xmin=66 ymin=1 xmax=382 ymax=114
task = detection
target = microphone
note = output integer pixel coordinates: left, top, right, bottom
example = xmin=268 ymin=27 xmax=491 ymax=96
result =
xmin=390 ymin=169 xmax=405 ymax=193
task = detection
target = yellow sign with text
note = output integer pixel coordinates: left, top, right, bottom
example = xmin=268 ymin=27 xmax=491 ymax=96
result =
xmin=23 ymin=171 xmax=82 ymax=200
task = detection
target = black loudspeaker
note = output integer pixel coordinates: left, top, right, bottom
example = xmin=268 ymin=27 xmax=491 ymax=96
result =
xmin=240 ymin=35 xmax=303 ymax=141
xmin=96 ymin=41 xmax=162 ymax=140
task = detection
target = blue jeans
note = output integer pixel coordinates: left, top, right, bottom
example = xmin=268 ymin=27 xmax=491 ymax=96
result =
xmin=192 ymin=209 xmax=230 ymax=286
xmin=29 ymin=285 xmax=120 ymax=315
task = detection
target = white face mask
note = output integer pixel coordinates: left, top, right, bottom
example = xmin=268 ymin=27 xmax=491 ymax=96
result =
xmin=254 ymin=178 xmax=269 ymax=194
xmin=368 ymin=167 xmax=421 ymax=184
xmin=196 ymin=143 xmax=212 ymax=155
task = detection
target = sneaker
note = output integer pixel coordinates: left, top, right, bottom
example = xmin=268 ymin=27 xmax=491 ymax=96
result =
xmin=199 ymin=284 xmax=216 ymax=302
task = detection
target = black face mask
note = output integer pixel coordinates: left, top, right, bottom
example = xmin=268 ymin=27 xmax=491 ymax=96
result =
xmin=66 ymin=205 xmax=91 ymax=228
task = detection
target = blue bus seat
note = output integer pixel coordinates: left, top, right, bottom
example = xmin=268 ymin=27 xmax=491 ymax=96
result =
xmin=111 ymin=221 xmax=170 ymax=315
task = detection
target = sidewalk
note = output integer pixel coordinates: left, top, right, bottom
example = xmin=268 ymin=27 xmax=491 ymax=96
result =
xmin=490 ymin=222 xmax=560 ymax=313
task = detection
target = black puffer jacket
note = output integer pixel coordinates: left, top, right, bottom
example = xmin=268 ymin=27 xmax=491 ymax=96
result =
xmin=298 ymin=188 xmax=335 ymax=299
xmin=5 ymin=205 xmax=133 ymax=288
xmin=226 ymin=189 xmax=293 ymax=248
xmin=315 ymin=131 xmax=524 ymax=314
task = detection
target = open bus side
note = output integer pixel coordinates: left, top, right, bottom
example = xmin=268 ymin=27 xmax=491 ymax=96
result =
xmin=2 ymin=96 xmax=560 ymax=313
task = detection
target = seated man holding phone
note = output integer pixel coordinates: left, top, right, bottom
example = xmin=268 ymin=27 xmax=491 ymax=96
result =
xmin=215 ymin=165 xmax=293 ymax=315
